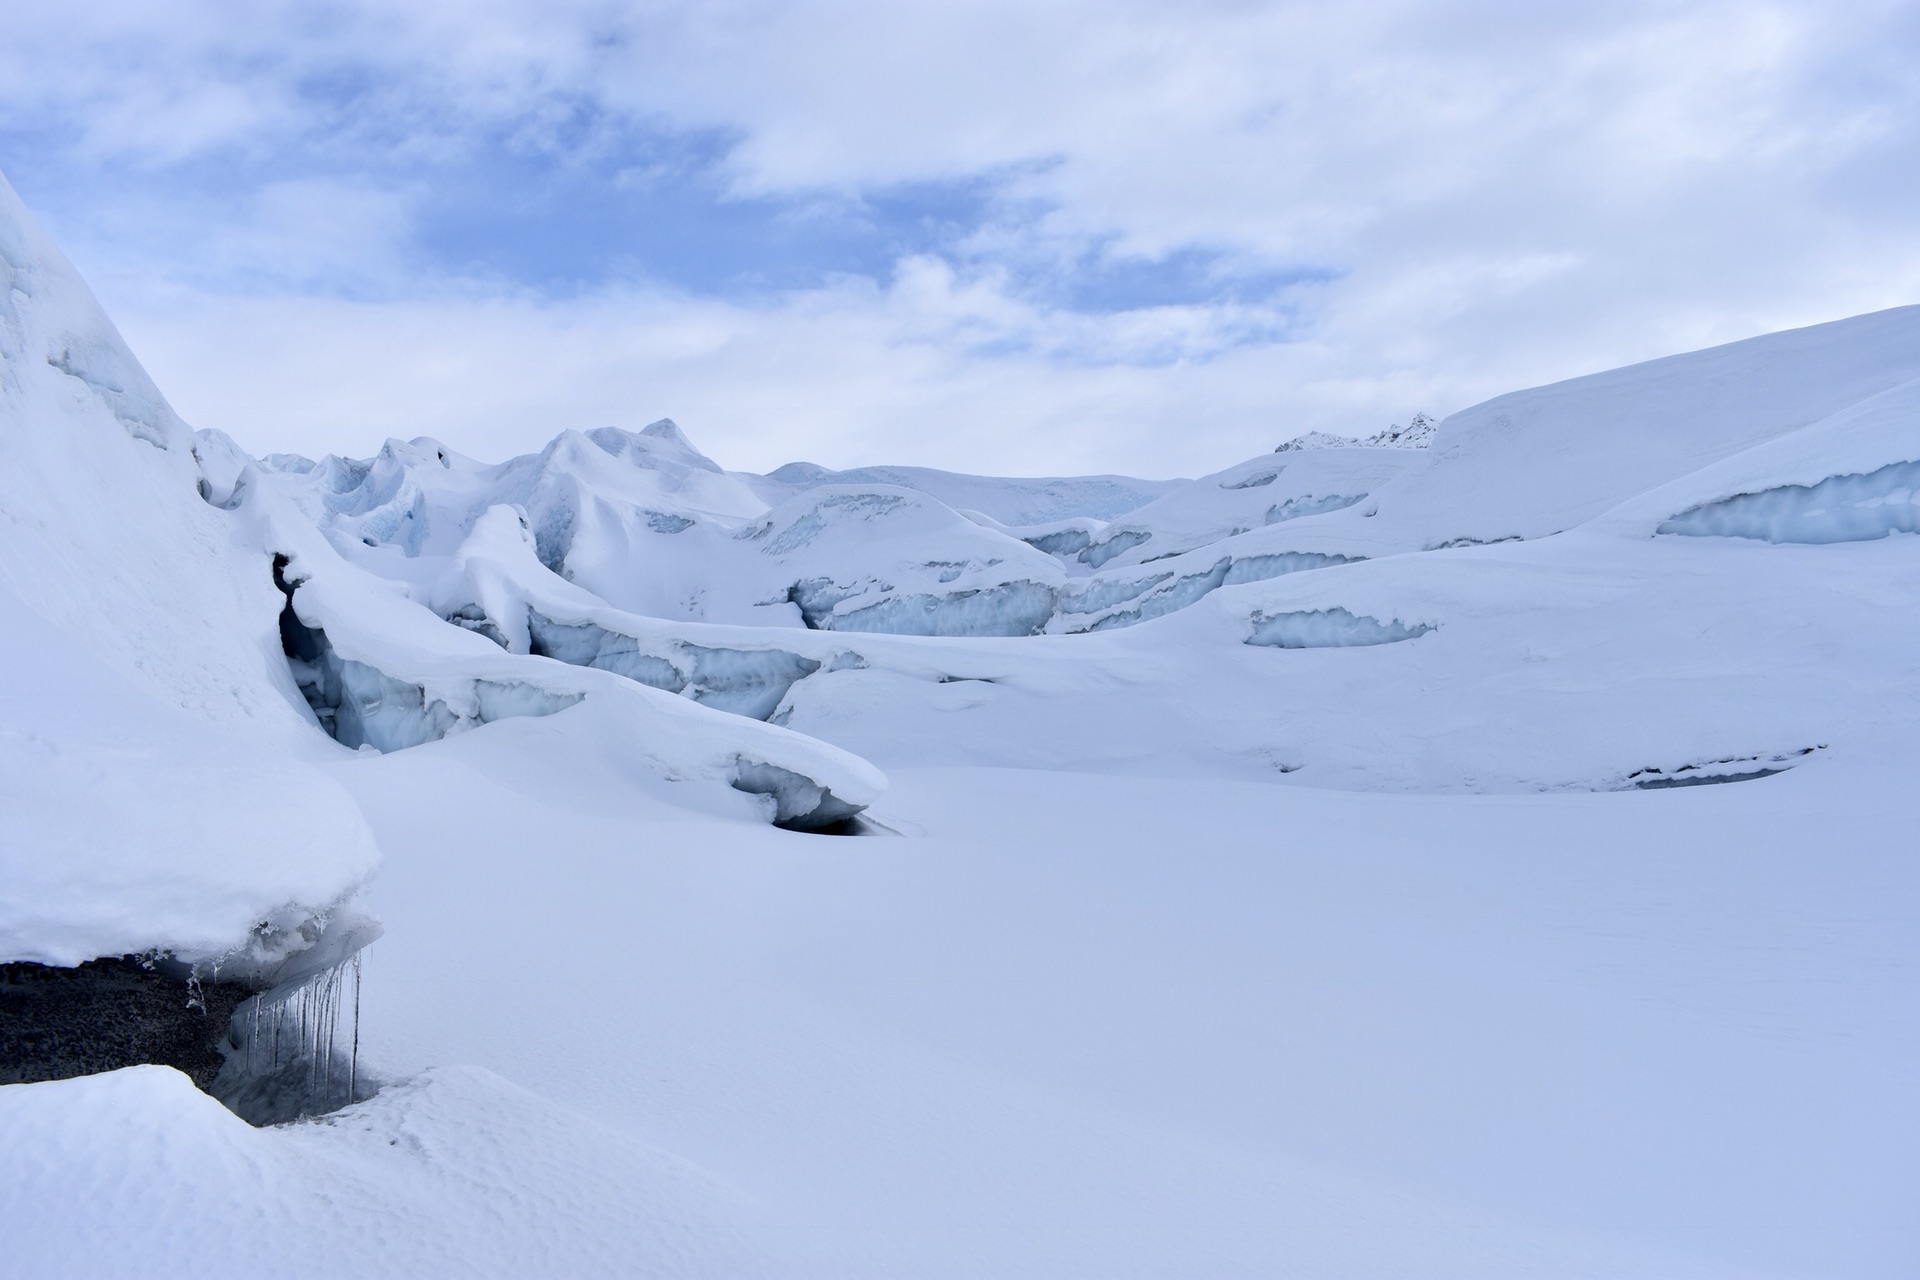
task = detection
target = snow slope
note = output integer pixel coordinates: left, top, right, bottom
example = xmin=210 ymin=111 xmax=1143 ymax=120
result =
xmin=3 ymin=159 xmax=1917 ymax=1278
xmin=1 ymin=1064 xmax=762 ymax=1278
xmin=750 ymin=458 xmax=1180 ymax=525
xmin=336 ymin=742 xmax=1918 ymax=1279
xmin=0 ymin=172 xmax=376 ymax=969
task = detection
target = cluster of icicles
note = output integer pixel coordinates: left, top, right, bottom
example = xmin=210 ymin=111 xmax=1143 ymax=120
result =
xmin=222 ymin=954 xmax=364 ymax=1122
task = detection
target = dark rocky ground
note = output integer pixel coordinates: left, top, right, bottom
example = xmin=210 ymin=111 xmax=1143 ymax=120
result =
xmin=1 ymin=957 xmax=252 ymax=1090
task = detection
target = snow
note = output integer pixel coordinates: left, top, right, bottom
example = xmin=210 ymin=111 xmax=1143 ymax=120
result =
xmin=1274 ymin=410 xmax=1440 ymax=452
xmin=0 ymin=171 xmax=377 ymax=970
xmin=1658 ymin=458 xmax=1920 ymax=542
xmin=752 ymin=459 xmax=1179 ymax=525
xmin=324 ymin=739 xmax=1917 ymax=1278
xmin=1639 ymin=379 xmax=1920 ymax=544
xmin=1244 ymin=605 xmax=1434 ymax=648
xmin=1 ymin=1064 xmax=761 ymax=1278
xmin=4 ymin=164 xmax=1919 ymax=1276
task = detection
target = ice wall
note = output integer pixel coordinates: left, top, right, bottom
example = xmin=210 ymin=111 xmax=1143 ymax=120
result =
xmin=1245 ymin=608 xmax=1434 ymax=648
xmin=1657 ymin=460 xmax=1920 ymax=543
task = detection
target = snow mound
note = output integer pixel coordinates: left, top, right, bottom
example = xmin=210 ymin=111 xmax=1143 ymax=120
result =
xmin=0 ymin=1065 xmax=762 ymax=1277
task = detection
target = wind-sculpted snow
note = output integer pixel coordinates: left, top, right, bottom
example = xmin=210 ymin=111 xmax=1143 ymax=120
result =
xmin=1245 ymin=607 xmax=1434 ymax=648
xmin=267 ymin=524 xmax=884 ymax=829
xmin=411 ymin=505 xmax=867 ymax=722
xmin=2 ymin=1065 xmax=764 ymax=1277
xmin=142 ymin=480 xmax=878 ymax=837
xmin=0 ymin=171 xmax=377 ymax=971
xmin=1657 ymin=460 xmax=1920 ymax=544
xmin=752 ymin=491 xmax=912 ymax=555
xmin=0 ymin=187 xmax=184 ymax=451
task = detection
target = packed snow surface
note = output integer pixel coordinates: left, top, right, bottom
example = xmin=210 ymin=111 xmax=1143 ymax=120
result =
xmin=3 ymin=160 xmax=1918 ymax=1277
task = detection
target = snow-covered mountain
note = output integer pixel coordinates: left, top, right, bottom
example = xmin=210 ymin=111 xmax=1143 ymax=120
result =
xmin=4 ymin=164 xmax=1917 ymax=1278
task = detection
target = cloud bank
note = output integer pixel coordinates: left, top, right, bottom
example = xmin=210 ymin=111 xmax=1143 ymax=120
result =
xmin=3 ymin=0 xmax=1916 ymax=474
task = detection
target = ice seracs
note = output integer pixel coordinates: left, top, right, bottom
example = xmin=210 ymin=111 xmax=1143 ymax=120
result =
xmin=230 ymin=301 xmax=1920 ymax=803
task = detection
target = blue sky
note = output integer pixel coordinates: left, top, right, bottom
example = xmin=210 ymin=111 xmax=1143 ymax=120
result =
xmin=2 ymin=0 xmax=1917 ymax=475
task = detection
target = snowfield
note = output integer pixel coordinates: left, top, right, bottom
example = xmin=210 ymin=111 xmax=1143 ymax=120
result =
xmin=2 ymin=165 xmax=1916 ymax=1277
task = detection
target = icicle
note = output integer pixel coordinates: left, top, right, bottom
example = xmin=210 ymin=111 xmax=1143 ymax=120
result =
xmin=348 ymin=952 xmax=361 ymax=1105
xmin=221 ymin=949 xmax=371 ymax=1123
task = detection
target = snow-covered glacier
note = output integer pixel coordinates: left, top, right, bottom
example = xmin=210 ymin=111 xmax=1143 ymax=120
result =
xmin=4 ymin=162 xmax=1918 ymax=1279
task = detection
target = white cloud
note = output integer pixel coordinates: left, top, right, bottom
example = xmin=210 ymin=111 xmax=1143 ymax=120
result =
xmin=4 ymin=0 xmax=1918 ymax=475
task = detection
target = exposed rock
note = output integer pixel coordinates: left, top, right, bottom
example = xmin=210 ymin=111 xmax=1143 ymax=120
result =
xmin=1 ymin=957 xmax=251 ymax=1091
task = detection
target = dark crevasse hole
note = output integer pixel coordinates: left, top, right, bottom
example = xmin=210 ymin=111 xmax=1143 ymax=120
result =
xmin=1632 ymin=768 xmax=1787 ymax=789
xmin=785 ymin=577 xmax=862 ymax=629
xmin=273 ymin=553 xmax=349 ymax=738
xmin=1623 ymin=747 xmax=1820 ymax=790
xmin=803 ymin=816 xmax=880 ymax=836
xmin=1 ymin=957 xmax=250 ymax=1092
xmin=274 ymin=554 xmax=328 ymax=666
xmin=2 ymin=951 xmax=378 ymax=1126
xmin=731 ymin=759 xmax=866 ymax=832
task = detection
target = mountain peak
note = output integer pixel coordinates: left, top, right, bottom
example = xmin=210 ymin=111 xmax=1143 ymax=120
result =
xmin=587 ymin=419 xmax=723 ymax=473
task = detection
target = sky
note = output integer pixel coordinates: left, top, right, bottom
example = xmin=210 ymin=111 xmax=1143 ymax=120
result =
xmin=3 ymin=0 xmax=1918 ymax=478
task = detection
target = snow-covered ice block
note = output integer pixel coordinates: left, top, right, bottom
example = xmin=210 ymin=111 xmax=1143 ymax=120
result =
xmin=1245 ymin=607 xmax=1434 ymax=648
xmin=1657 ymin=460 xmax=1920 ymax=544
xmin=829 ymin=580 xmax=1059 ymax=637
